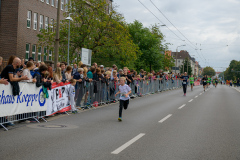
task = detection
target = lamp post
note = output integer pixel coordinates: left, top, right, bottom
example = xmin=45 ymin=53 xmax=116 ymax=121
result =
xmin=175 ymin=45 xmax=186 ymax=74
xmin=66 ymin=15 xmax=73 ymax=66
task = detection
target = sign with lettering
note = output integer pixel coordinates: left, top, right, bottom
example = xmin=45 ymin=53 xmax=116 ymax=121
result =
xmin=46 ymin=82 xmax=71 ymax=116
xmin=0 ymin=83 xmax=47 ymax=117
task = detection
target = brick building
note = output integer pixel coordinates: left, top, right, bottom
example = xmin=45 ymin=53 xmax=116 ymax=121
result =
xmin=0 ymin=0 xmax=113 ymax=64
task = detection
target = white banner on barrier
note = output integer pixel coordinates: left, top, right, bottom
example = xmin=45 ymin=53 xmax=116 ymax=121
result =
xmin=46 ymin=82 xmax=71 ymax=116
xmin=0 ymin=83 xmax=47 ymax=117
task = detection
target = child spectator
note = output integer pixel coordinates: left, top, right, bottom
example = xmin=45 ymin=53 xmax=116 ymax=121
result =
xmin=22 ymin=61 xmax=37 ymax=83
xmin=115 ymin=77 xmax=131 ymax=122
xmin=69 ymin=79 xmax=78 ymax=114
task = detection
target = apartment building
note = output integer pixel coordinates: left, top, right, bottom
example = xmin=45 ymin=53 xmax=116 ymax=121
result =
xmin=0 ymin=0 xmax=113 ymax=63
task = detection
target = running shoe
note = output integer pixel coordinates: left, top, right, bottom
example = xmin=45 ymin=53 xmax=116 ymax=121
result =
xmin=118 ymin=117 xmax=122 ymax=122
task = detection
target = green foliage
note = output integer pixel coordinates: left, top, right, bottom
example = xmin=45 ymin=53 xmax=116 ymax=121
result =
xmin=180 ymin=58 xmax=192 ymax=75
xmin=202 ymin=66 xmax=216 ymax=77
xmin=128 ymin=21 xmax=166 ymax=72
xmin=218 ymin=72 xmax=224 ymax=79
xmin=163 ymin=53 xmax=175 ymax=71
xmin=37 ymin=0 xmax=139 ymax=67
xmin=37 ymin=1 xmax=170 ymax=71
xmin=224 ymin=60 xmax=240 ymax=80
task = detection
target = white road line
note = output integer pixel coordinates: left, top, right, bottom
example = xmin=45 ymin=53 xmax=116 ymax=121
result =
xmin=178 ymin=104 xmax=186 ymax=109
xmin=199 ymin=93 xmax=202 ymax=95
xmin=195 ymin=96 xmax=198 ymax=98
xmin=188 ymin=99 xmax=193 ymax=102
xmin=111 ymin=133 xmax=145 ymax=154
xmin=158 ymin=114 xmax=172 ymax=123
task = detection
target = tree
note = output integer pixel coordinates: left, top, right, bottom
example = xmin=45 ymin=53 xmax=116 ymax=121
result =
xmin=224 ymin=60 xmax=240 ymax=80
xmin=180 ymin=58 xmax=192 ymax=75
xmin=163 ymin=53 xmax=175 ymax=71
xmin=202 ymin=66 xmax=216 ymax=77
xmin=218 ymin=72 xmax=224 ymax=79
xmin=128 ymin=20 xmax=167 ymax=72
xmin=37 ymin=0 xmax=139 ymax=68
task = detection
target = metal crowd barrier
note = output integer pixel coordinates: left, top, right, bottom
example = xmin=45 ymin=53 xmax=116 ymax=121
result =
xmin=74 ymin=79 xmax=182 ymax=108
xmin=1 ymin=79 xmax=182 ymax=131
xmin=0 ymin=111 xmax=47 ymax=131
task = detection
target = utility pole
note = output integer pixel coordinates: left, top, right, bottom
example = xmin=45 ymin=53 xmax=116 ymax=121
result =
xmin=54 ymin=0 xmax=61 ymax=69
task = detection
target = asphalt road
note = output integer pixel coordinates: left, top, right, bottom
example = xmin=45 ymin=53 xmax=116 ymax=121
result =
xmin=1 ymin=84 xmax=240 ymax=160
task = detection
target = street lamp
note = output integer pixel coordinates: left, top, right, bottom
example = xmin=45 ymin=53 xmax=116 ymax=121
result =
xmin=175 ymin=45 xmax=186 ymax=74
xmin=66 ymin=15 xmax=73 ymax=66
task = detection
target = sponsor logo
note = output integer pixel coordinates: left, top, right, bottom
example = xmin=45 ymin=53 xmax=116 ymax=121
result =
xmin=0 ymin=88 xmax=46 ymax=107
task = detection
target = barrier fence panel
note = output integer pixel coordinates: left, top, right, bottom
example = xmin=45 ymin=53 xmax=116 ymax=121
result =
xmin=1 ymin=79 xmax=183 ymax=131
xmin=0 ymin=83 xmax=48 ymax=131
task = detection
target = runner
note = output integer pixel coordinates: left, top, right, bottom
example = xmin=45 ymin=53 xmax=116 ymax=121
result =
xmin=207 ymin=76 xmax=211 ymax=88
xmin=202 ymin=75 xmax=208 ymax=92
xmin=215 ymin=78 xmax=218 ymax=88
xmin=189 ymin=75 xmax=194 ymax=91
xmin=181 ymin=72 xmax=189 ymax=96
xmin=115 ymin=77 xmax=131 ymax=122
xmin=212 ymin=78 xmax=216 ymax=87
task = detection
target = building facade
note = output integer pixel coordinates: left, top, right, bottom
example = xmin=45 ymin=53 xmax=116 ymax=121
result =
xmin=171 ymin=50 xmax=197 ymax=75
xmin=0 ymin=0 xmax=113 ymax=64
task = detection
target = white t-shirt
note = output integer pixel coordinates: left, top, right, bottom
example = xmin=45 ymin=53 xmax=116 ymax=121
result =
xmin=69 ymin=85 xmax=75 ymax=97
xmin=22 ymin=68 xmax=33 ymax=82
xmin=119 ymin=84 xmax=131 ymax=100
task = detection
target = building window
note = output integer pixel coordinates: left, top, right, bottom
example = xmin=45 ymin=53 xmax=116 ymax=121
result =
xmin=45 ymin=17 xmax=49 ymax=31
xmin=51 ymin=0 xmax=54 ymax=6
xmin=50 ymin=18 xmax=54 ymax=32
xmin=61 ymin=0 xmax=64 ymax=10
xmin=38 ymin=47 xmax=42 ymax=62
xmin=27 ymin=11 xmax=31 ymax=28
xmin=32 ymin=45 xmax=36 ymax=61
xmin=46 ymin=0 xmax=49 ymax=4
xmin=44 ymin=47 xmax=48 ymax=61
xmin=65 ymin=0 xmax=68 ymax=11
xmin=26 ymin=44 xmax=30 ymax=60
xmin=40 ymin=15 xmax=43 ymax=31
xmin=49 ymin=50 xmax=53 ymax=61
xmin=33 ymin=13 xmax=38 ymax=30
xmin=56 ymin=0 xmax=58 ymax=8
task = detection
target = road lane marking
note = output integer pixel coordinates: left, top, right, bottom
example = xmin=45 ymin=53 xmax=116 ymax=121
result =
xmin=178 ymin=104 xmax=186 ymax=109
xmin=188 ymin=99 xmax=193 ymax=102
xmin=111 ymin=133 xmax=145 ymax=154
xmin=199 ymin=93 xmax=202 ymax=95
xmin=195 ymin=96 xmax=198 ymax=98
xmin=159 ymin=114 xmax=172 ymax=123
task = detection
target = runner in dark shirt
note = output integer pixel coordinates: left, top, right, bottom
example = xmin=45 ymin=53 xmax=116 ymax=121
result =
xmin=202 ymin=75 xmax=208 ymax=92
xmin=180 ymin=72 xmax=189 ymax=96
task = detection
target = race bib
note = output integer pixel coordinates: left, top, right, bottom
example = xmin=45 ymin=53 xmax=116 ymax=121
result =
xmin=204 ymin=81 xmax=206 ymax=82
xmin=183 ymin=82 xmax=187 ymax=84
xmin=120 ymin=93 xmax=126 ymax=97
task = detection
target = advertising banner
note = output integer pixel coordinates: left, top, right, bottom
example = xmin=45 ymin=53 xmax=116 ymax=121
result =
xmin=0 ymin=83 xmax=47 ymax=117
xmin=46 ymin=82 xmax=71 ymax=116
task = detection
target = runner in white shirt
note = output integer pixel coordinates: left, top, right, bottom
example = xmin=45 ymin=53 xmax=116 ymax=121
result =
xmin=115 ymin=77 xmax=131 ymax=121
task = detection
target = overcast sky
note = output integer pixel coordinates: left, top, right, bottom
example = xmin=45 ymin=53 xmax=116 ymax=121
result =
xmin=114 ymin=0 xmax=240 ymax=72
